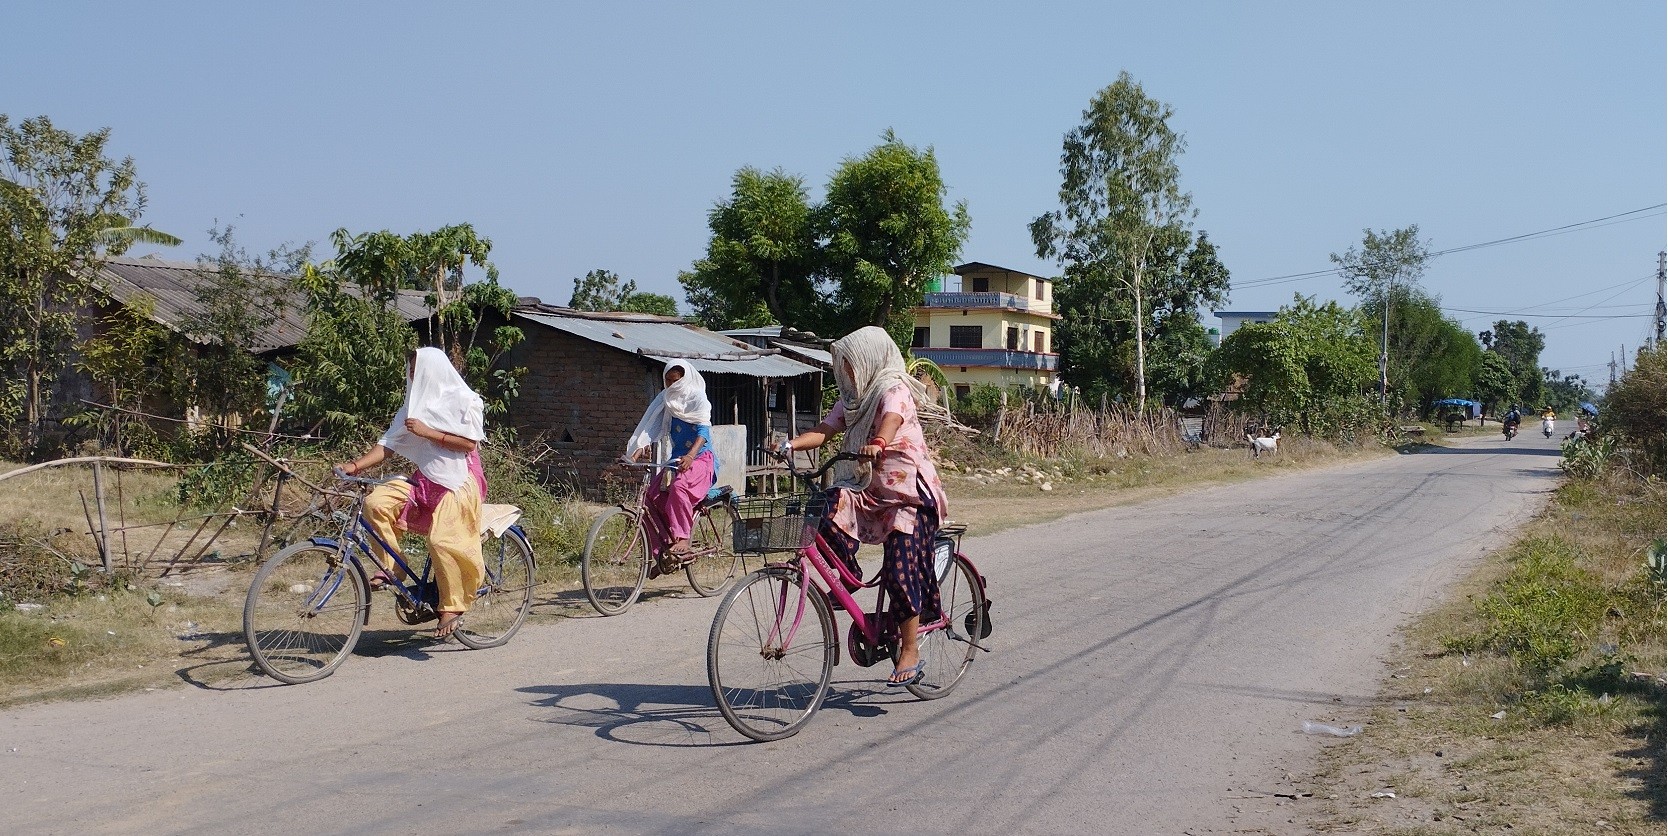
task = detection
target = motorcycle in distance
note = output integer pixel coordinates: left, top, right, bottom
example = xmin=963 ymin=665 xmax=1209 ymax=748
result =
xmin=1503 ymin=420 xmax=1519 ymax=441
xmin=1541 ymin=416 xmax=1555 ymax=439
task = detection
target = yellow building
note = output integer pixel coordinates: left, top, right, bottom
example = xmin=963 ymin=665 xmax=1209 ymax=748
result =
xmin=911 ymin=261 xmax=1059 ymax=397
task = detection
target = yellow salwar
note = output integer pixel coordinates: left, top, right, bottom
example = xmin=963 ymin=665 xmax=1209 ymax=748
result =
xmin=362 ymin=475 xmax=485 ymax=613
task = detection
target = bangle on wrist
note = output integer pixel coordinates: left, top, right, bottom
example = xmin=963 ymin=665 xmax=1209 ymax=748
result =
xmin=869 ymin=436 xmax=888 ymax=449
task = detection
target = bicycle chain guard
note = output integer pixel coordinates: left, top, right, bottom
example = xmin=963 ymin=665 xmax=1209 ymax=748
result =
xmin=846 ymin=622 xmax=895 ymax=668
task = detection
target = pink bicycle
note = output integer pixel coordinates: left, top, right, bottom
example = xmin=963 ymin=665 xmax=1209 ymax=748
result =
xmin=706 ymin=451 xmax=991 ymax=741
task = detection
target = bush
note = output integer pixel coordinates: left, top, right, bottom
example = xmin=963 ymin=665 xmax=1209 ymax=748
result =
xmin=1600 ymin=342 xmax=1665 ymax=476
xmin=1558 ymin=435 xmax=1615 ymax=480
xmin=1471 ymin=535 xmax=1608 ymax=678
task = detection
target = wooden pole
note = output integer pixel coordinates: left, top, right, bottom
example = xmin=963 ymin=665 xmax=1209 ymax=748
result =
xmin=92 ymin=460 xmax=112 ymax=572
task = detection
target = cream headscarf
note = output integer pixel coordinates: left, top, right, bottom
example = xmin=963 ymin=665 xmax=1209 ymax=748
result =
xmin=626 ymin=360 xmax=712 ymax=456
xmin=378 ymin=347 xmax=487 ymax=490
xmin=829 ymin=327 xmax=949 ymax=485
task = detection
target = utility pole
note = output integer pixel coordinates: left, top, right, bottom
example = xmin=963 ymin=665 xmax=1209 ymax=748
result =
xmin=1608 ymin=351 xmax=1617 ymax=386
xmin=1655 ymin=251 xmax=1666 ymax=347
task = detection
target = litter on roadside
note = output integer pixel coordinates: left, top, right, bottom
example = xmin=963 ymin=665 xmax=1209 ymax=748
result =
xmin=1371 ymin=791 xmax=1397 ymax=799
xmin=1301 ymin=720 xmax=1362 ymax=737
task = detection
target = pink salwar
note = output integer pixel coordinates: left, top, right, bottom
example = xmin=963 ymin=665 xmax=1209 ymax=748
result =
xmin=644 ymin=450 xmax=715 ymax=552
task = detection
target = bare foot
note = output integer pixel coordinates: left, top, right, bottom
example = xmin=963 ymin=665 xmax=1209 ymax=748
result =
xmin=434 ymin=612 xmax=464 ymax=640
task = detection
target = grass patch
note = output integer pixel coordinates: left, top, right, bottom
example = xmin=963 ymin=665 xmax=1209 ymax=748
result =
xmin=1305 ymin=470 xmax=1665 ymax=834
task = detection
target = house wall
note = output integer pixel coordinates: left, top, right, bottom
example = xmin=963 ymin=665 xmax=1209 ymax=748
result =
xmin=504 ymin=327 xmax=662 ymax=491
xmin=939 ymin=366 xmax=1053 ymax=392
xmin=917 ymin=309 xmax=1052 ymax=352
xmin=954 ymin=266 xmax=1052 ymax=315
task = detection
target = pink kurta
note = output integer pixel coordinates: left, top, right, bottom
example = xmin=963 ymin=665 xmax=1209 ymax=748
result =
xmin=823 ymin=384 xmax=949 ymax=544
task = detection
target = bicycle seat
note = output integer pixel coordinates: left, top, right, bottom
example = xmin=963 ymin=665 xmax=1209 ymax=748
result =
xmin=696 ymin=485 xmax=735 ymax=510
xmin=480 ymin=503 xmax=522 ymax=538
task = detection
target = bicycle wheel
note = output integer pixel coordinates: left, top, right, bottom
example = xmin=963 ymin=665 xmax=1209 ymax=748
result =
xmin=685 ymin=502 xmax=740 ymax=596
xmin=581 ymin=507 xmax=648 ymax=616
xmin=906 ymin=554 xmax=985 ymax=700
xmin=243 ymin=541 xmax=366 ymax=684
xmin=707 ymin=566 xmax=836 ymax=742
xmin=455 ymin=529 xmax=536 ymax=649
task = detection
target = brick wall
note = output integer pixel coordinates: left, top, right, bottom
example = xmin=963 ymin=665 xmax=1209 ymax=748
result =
xmin=504 ymin=324 xmax=661 ymax=495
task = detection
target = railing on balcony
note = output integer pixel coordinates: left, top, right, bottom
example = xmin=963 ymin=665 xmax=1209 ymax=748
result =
xmin=921 ymin=291 xmax=1031 ymax=310
xmin=912 ymin=347 xmax=1058 ymax=371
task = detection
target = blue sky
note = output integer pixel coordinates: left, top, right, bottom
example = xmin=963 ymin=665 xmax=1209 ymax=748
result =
xmin=7 ymin=2 xmax=1663 ymax=382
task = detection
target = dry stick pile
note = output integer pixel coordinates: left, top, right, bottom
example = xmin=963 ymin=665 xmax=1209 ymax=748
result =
xmin=993 ymin=401 xmax=1188 ymax=459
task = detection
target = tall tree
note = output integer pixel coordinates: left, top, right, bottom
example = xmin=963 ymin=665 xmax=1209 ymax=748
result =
xmin=1330 ymin=225 xmax=1431 ymax=405
xmin=1479 ymin=319 xmax=1546 ymax=408
xmin=680 ymin=167 xmax=824 ymax=330
xmin=1359 ymin=288 xmax=1482 ymax=414
xmin=1030 ymin=72 xmax=1202 ymax=411
xmin=1473 ymin=351 xmax=1514 ymax=416
xmin=1538 ymin=368 xmax=1593 ymax=414
xmin=822 ymin=130 xmax=970 ymax=340
xmin=0 ymin=115 xmax=178 ymax=453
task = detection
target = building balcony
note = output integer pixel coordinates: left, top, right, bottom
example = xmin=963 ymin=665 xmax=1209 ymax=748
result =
xmin=912 ymin=347 xmax=1058 ymax=371
xmin=921 ymin=291 xmax=1034 ymax=311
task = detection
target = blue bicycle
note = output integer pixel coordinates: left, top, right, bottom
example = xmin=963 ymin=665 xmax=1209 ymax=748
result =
xmin=242 ymin=473 xmax=536 ymax=684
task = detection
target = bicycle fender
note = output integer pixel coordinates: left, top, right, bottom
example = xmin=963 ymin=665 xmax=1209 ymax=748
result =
xmin=308 ymin=536 xmax=340 ymax=550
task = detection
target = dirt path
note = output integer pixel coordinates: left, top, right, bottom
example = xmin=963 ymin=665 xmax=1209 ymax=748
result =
xmin=0 ymin=434 xmax=1562 ymax=834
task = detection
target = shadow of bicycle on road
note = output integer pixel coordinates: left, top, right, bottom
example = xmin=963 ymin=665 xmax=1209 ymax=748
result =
xmin=518 ymin=678 xmax=912 ymax=747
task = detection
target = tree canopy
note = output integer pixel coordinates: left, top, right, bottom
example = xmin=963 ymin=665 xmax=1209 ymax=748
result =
xmin=679 ymin=167 xmax=822 ymax=330
xmin=681 ymin=132 xmax=969 ymax=345
xmin=1479 ymin=319 xmax=1546 ymax=408
xmin=0 ymin=115 xmax=177 ymax=453
xmin=1207 ymin=295 xmax=1380 ymax=437
xmin=1030 ymin=72 xmax=1223 ymax=410
xmin=570 ymin=268 xmax=679 ymax=317
xmin=1330 ymin=225 xmax=1431 ymax=404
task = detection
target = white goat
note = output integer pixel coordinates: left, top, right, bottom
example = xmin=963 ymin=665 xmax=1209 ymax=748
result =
xmin=1247 ymin=431 xmax=1281 ymax=459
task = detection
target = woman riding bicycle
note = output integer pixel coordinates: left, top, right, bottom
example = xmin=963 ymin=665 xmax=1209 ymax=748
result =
xmin=628 ymin=360 xmax=719 ymax=578
xmin=337 ymin=347 xmax=487 ymax=640
xmin=780 ymin=326 xmax=950 ymax=688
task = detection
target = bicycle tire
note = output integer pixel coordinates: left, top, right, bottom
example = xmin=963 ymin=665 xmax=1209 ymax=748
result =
xmin=685 ymin=502 xmax=740 ymax=596
xmin=906 ymin=554 xmax=985 ymax=700
xmin=581 ymin=507 xmax=648 ymax=616
xmin=243 ymin=541 xmax=367 ymax=684
xmin=707 ymin=566 xmax=836 ymax=742
xmin=455 ymin=529 xmax=536 ymax=649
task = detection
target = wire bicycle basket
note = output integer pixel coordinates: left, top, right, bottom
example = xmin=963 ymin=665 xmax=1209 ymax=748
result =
xmin=731 ymin=491 xmax=834 ymax=554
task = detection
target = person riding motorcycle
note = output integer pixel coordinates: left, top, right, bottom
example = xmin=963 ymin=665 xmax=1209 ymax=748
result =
xmin=1539 ymin=406 xmax=1557 ymax=438
xmin=1502 ymin=406 xmax=1522 ymax=439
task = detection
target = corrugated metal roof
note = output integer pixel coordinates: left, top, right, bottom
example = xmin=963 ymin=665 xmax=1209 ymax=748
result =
xmin=95 ymin=256 xmax=433 ymax=352
xmin=516 ymin=308 xmax=818 ymax=378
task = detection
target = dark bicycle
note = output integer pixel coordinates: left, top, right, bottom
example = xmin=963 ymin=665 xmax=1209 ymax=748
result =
xmin=243 ymin=473 xmax=536 ymax=684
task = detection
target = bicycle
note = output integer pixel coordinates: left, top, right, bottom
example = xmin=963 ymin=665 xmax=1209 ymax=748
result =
xmin=706 ymin=451 xmax=991 ymax=742
xmin=580 ymin=460 xmax=741 ymax=616
xmin=243 ymin=472 xmax=537 ymax=684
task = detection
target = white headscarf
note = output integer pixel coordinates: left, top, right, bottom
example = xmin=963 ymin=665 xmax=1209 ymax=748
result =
xmin=626 ymin=360 xmax=712 ymax=456
xmin=831 ymin=327 xmax=947 ymax=453
xmin=378 ymin=347 xmax=486 ymax=490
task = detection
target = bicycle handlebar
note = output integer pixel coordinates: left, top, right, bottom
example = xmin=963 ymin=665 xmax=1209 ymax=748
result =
xmin=764 ymin=448 xmax=865 ymax=482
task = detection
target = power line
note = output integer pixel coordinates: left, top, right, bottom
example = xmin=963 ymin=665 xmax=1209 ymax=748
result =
xmin=1231 ymin=203 xmax=1668 ymax=290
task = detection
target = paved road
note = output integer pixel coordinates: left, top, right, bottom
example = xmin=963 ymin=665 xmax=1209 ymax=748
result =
xmin=1 ymin=433 xmax=1563 ymax=835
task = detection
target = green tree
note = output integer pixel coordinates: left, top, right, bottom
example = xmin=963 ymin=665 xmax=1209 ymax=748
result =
xmin=0 ymin=115 xmax=177 ymax=453
xmin=1599 ymin=342 xmax=1665 ymax=476
xmin=330 ymin=224 xmax=524 ymax=416
xmin=822 ymin=129 xmax=970 ymax=340
xmin=1030 ymin=73 xmax=1209 ymax=411
xmin=680 ymin=167 xmax=825 ymax=330
xmin=1207 ymin=294 xmax=1381 ymax=437
xmin=621 ymin=292 xmax=678 ymax=317
xmin=1474 ymin=350 xmax=1515 ymax=416
xmin=1479 ymin=320 xmax=1546 ymax=408
xmin=289 ymin=262 xmax=417 ymax=435
xmin=1329 ymin=225 xmax=1431 ymax=405
xmin=1359 ymin=289 xmax=1482 ymax=414
xmin=1538 ymin=368 xmax=1593 ymax=414
xmin=568 ymin=268 xmax=635 ymax=310
xmin=182 ymin=225 xmax=307 ymax=430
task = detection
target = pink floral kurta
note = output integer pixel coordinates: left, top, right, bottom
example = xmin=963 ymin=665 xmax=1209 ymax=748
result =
xmin=823 ymin=384 xmax=949 ymax=544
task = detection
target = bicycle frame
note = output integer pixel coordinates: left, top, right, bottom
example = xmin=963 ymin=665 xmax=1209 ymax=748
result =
xmin=304 ymin=480 xmax=530 ymax=623
xmin=764 ymin=499 xmax=949 ymax=654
